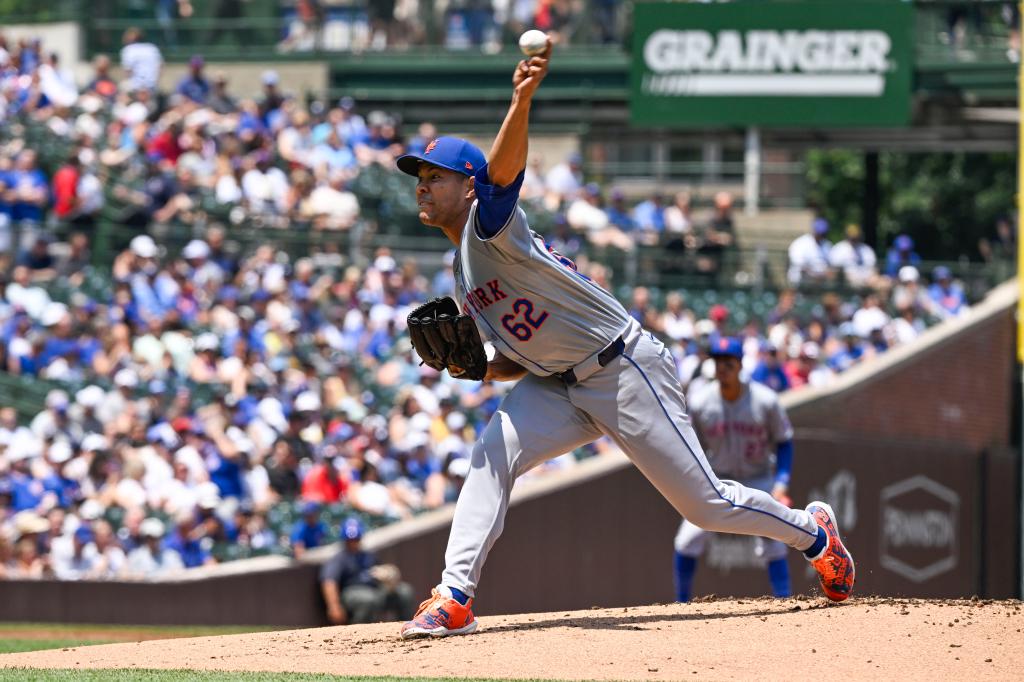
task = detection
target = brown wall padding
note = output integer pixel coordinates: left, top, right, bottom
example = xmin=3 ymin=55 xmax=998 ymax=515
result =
xmin=0 ymin=564 xmax=322 ymax=626
xmin=0 ymin=308 xmax=1017 ymax=624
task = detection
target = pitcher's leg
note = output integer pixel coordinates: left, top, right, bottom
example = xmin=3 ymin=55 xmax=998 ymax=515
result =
xmin=578 ymin=333 xmax=820 ymax=551
xmin=441 ymin=375 xmax=602 ymax=596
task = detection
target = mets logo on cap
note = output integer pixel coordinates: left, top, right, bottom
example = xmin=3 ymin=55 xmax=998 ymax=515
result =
xmin=718 ymin=338 xmax=729 ymax=351
xmin=425 ymin=139 xmax=438 ymax=155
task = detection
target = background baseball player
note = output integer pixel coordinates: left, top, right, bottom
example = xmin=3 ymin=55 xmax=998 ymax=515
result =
xmin=674 ymin=336 xmax=795 ymax=602
xmin=395 ymin=37 xmax=855 ymax=639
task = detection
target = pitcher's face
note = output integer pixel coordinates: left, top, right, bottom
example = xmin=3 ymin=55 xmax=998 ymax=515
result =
xmin=415 ymin=164 xmax=474 ymax=229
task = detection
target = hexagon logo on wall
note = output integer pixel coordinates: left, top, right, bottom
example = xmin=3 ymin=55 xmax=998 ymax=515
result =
xmin=879 ymin=475 xmax=960 ymax=583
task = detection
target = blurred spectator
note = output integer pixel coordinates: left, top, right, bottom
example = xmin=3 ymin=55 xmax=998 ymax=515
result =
xmin=89 ymin=520 xmax=127 ymax=578
xmin=176 ymin=55 xmax=211 ymax=104
xmin=17 ymin=235 xmax=57 ymax=281
xmin=632 ymin=192 xmax=666 ymax=245
xmin=290 ymin=500 xmax=328 ymax=559
xmin=279 ymin=0 xmax=324 ymax=52
xmin=566 ymin=183 xmax=631 ymax=251
xmin=8 ymin=149 xmax=49 ymax=228
xmin=660 ymin=291 xmax=695 ymax=343
xmin=39 ymin=52 xmax=77 ymax=108
xmin=207 ymin=71 xmax=237 ymax=115
xmin=928 ymin=266 xmax=967 ymax=317
xmin=8 ymin=512 xmax=52 ymax=579
xmin=120 ymin=28 xmax=163 ymax=93
xmin=891 ymin=265 xmax=934 ymax=318
xmin=978 ymin=214 xmax=1016 ymax=266
xmin=301 ymin=445 xmax=348 ymax=504
xmin=164 ymin=510 xmax=213 ymax=568
xmin=319 ymin=518 xmax=414 ymax=625
xmin=851 ymin=293 xmax=891 ymax=340
xmin=750 ymin=343 xmax=790 ymax=393
xmin=695 ymin=191 xmax=736 ymax=276
xmin=605 ymin=188 xmax=636 ymax=233
xmin=545 ymin=152 xmax=583 ymax=203
xmin=259 ymin=71 xmax=285 ymax=124
xmin=125 ymin=517 xmax=184 ymax=578
xmin=827 ymin=323 xmax=870 ymax=373
xmin=885 ymin=234 xmax=921 ymax=277
xmin=664 ymin=191 xmax=694 ymax=237
xmin=829 ymin=224 xmax=878 ymax=288
xmin=51 ymin=525 xmax=99 ymax=580
xmin=783 ymin=342 xmax=832 ymax=390
xmin=787 ymin=218 xmax=833 ymax=284
xmin=87 ymin=54 xmax=119 ymax=100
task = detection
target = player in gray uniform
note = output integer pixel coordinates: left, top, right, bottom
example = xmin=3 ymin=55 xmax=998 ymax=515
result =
xmin=674 ymin=336 xmax=796 ymax=601
xmin=395 ymin=38 xmax=855 ymax=639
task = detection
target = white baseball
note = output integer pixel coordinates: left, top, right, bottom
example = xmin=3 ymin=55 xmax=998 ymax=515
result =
xmin=519 ymin=30 xmax=548 ymax=57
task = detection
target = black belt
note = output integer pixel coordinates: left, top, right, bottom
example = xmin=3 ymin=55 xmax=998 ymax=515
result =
xmin=556 ymin=336 xmax=626 ymax=387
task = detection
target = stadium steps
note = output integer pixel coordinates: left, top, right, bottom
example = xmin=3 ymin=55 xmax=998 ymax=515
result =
xmin=733 ymin=209 xmax=815 ymax=286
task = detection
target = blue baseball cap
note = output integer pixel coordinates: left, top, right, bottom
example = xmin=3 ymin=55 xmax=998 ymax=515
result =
xmin=812 ymin=218 xmax=829 ymax=235
xmin=302 ymin=500 xmax=322 ymax=516
xmin=933 ymin=265 xmax=952 ymax=281
xmin=396 ymin=137 xmax=485 ymax=178
xmin=710 ymin=336 xmax=743 ymax=360
xmin=895 ymin=234 xmax=913 ymax=251
xmin=341 ymin=518 xmax=364 ymax=540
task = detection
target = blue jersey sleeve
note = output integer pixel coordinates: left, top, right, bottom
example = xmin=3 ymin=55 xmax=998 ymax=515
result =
xmin=473 ymin=164 xmax=525 ymax=238
xmin=774 ymin=440 xmax=793 ymax=486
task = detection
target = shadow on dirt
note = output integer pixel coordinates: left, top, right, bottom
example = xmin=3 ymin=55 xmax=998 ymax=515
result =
xmin=475 ymin=600 xmax=836 ymax=635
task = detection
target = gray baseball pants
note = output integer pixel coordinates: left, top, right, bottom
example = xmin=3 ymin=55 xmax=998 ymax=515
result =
xmin=674 ymin=475 xmax=789 ymax=563
xmin=442 ymin=319 xmax=819 ymax=596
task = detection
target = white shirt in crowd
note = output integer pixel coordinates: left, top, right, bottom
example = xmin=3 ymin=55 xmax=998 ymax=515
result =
xmin=663 ymin=205 xmax=693 ymax=234
xmin=829 ymin=239 xmax=877 ymax=286
xmin=120 ymin=41 xmax=163 ymax=91
xmin=241 ymin=167 xmax=289 ymax=213
xmin=787 ymin=234 xmax=832 ymax=284
xmin=852 ymin=305 xmax=890 ymax=339
xmin=126 ymin=545 xmax=184 ymax=578
xmin=5 ymin=281 xmax=52 ymax=320
xmin=50 ymin=536 xmax=100 ymax=580
xmin=544 ymin=162 xmax=582 ymax=200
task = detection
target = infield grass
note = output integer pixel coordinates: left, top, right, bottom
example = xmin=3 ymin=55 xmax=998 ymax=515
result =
xmin=0 ymin=622 xmax=280 ymax=637
xmin=0 ymin=639 xmax=119 ymax=654
xmin=0 ymin=623 xmax=285 ymax=657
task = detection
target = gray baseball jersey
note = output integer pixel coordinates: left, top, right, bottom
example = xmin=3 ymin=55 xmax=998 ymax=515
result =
xmin=438 ymin=197 xmax=821 ymax=597
xmin=687 ymin=379 xmax=794 ymax=480
xmin=454 ymin=203 xmax=630 ymax=375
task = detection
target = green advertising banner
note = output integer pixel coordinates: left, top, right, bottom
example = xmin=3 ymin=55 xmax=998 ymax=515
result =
xmin=631 ymin=1 xmax=913 ymax=128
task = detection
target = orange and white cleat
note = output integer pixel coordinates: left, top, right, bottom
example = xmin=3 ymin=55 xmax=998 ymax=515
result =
xmin=805 ymin=501 xmax=856 ymax=602
xmin=400 ymin=586 xmax=477 ymax=639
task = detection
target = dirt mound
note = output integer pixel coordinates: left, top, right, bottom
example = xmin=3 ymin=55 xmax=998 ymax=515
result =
xmin=2 ymin=597 xmax=1022 ymax=680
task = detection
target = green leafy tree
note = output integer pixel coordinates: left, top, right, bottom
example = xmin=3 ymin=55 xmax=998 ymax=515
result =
xmin=806 ymin=150 xmax=1015 ymax=260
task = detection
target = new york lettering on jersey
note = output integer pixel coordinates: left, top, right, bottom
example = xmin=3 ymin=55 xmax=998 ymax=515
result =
xmin=455 ymin=203 xmax=630 ymax=374
xmin=690 ymin=380 xmax=791 ymax=479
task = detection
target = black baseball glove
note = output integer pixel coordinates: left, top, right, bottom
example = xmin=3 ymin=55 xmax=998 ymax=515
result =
xmin=407 ymin=297 xmax=488 ymax=381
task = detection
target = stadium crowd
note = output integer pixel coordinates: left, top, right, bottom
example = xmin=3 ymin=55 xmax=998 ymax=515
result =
xmin=0 ymin=30 xmax=994 ymax=581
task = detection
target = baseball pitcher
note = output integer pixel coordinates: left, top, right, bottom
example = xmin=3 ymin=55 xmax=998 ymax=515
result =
xmin=396 ymin=37 xmax=854 ymax=639
xmin=674 ymin=336 xmax=796 ymax=601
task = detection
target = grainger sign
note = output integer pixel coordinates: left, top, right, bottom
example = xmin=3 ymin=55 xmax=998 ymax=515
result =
xmin=630 ymin=1 xmax=913 ymax=127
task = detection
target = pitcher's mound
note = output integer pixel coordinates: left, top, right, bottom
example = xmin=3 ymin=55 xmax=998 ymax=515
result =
xmin=2 ymin=597 xmax=1022 ymax=680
